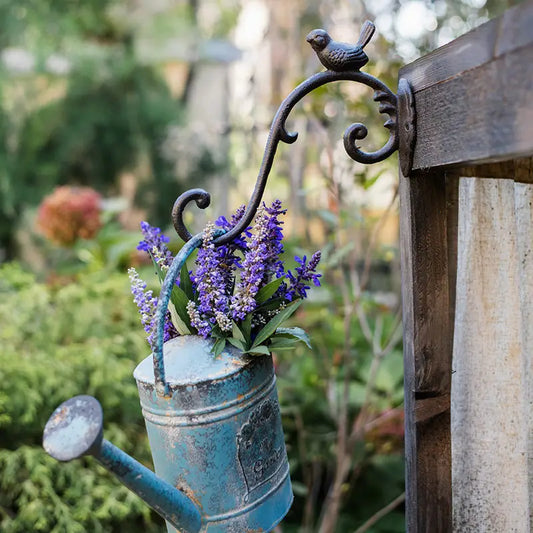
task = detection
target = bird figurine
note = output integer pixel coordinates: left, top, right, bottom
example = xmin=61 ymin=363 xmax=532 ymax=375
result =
xmin=306 ymin=20 xmax=375 ymax=72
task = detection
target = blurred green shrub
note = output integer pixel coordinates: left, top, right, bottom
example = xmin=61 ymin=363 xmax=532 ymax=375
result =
xmin=0 ymin=262 xmax=164 ymax=532
xmin=274 ymin=235 xmax=405 ymax=532
xmin=0 ymin=45 xmax=221 ymax=258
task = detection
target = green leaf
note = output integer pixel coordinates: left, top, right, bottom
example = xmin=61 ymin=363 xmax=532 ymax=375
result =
xmin=275 ymin=327 xmax=312 ymax=349
xmin=212 ymin=338 xmax=226 ymax=356
xmin=326 ymin=242 xmax=355 ymax=269
xmin=227 ymin=337 xmax=246 ymax=351
xmin=179 ymin=262 xmax=194 ymax=300
xmin=316 ymin=209 xmax=338 ymax=228
xmin=168 ymin=302 xmax=191 ymax=335
xmin=255 ymin=277 xmax=284 ymax=304
xmin=245 ymin=345 xmax=271 ymax=356
xmin=169 ymin=285 xmax=193 ymax=331
xmin=209 ymin=326 xmax=223 ymax=339
xmin=241 ymin=313 xmax=252 ymax=341
xmin=291 ymin=481 xmax=308 ymax=497
xmin=268 ymin=337 xmax=300 ymax=351
xmin=150 ymin=257 xmax=193 ymax=331
xmin=374 ymin=353 xmax=404 ymax=392
xmin=363 ymin=173 xmax=380 ymax=190
xmin=252 ymin=300 xmax=302 ymax=348
xmin=255 ymin=297 xmax=283 ymax=313
xmin=150 ymin=254 xmax=165 ymax=283
xmin=232 ymin=321 xmax=246 ymax=343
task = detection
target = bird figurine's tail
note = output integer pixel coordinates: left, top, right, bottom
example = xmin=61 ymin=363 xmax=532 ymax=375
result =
xmin=356 ymin=20 xmax=375 ymax=49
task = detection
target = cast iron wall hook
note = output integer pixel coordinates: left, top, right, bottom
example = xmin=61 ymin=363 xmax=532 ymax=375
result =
xmin=42 ymin=20 xmax=417 ymax=533
xmin=172 ymin=20 xmax=416 ymax=243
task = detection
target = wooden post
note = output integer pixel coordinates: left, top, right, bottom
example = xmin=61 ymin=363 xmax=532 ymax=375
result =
xmin=398 ymin=3 xmax=533 ymax=529
xmin=399 ymin=170 xmax=454 ymax=532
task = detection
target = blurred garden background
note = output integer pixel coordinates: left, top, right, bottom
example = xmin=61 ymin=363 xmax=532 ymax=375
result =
xmin=0 ymin=0 xmax=512 ymax=531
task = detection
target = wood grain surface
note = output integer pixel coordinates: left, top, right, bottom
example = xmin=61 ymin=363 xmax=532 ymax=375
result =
xmin=399 ymin=170 xmax=454 ymax=532
xmin=398 ymin=1 xmax=533 ymax=171
xmin=451 ymin=177 xmax=531 ymax=531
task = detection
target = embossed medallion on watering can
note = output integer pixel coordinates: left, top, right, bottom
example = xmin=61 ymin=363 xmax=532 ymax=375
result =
xmin=134 ymin=335 xmax=293 ymax=532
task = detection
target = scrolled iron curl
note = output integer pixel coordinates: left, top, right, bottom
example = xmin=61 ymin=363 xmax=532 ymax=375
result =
xmin=172 ymin=69 xmax=398 ymax=246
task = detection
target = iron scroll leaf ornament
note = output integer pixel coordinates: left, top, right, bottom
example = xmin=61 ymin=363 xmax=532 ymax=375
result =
xmin=172 ymin=20 xmax=415 ymax=247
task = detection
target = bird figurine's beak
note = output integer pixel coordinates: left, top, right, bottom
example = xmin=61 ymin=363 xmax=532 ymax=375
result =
xmin=305 ymin=33 xmax=313 ymax=43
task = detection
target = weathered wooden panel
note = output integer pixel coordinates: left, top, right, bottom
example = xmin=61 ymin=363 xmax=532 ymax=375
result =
xmin=400 ymin=1 xmax=533 ymax=92
xmin=514 ymin=181 xmax=533 ymax=528
xmin=397 ymin=5 xmax=533 ymax=530
xmin=451 ymin=177 xmax=531 ymax=531
xmin=398 ymin=1 xmax=533 ymax=171
xmin=399 ymin=20 xmax=498 ymax=93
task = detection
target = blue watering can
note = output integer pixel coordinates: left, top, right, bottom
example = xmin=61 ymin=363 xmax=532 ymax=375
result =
xmin=43 ymin=233 xmax=293 ymax=532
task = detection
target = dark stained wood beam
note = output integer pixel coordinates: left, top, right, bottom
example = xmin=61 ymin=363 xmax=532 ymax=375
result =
xmin=447 ymin=157 xmax=533 ymax=183
xmin=399 ymin=170 xmax=455 ymax=532
xmin=399 ymin=1 xmax=533 ymax=172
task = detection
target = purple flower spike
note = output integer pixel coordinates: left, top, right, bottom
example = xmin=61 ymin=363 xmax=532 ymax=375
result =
xmin=230 ymin=200 xmax=286 ymax=320
xmin=137 ymin=221 xmax=173 ymax=268
xmin=215 ymin=204 xmax=248 ymax=280
xmin=264 ymin=200 xmax=287 ymax=279
xmin=187 ymin=301 xmax=212 ymax=339
xmin=193 ymin=223 xmax=232 ymax=337
xmin=128 ymin=267 xmax=178 ymax=347
xmin=286 ymin=251 xmax=322 ymax=301
xmin=216 ymin=204 xmax=251 ymax=250
xmin=230 ymin=206 xmax=269 ymax=320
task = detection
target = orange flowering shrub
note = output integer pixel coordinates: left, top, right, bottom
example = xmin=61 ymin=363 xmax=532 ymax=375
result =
xmin=36 ymin=186 xmax=102 ymax=246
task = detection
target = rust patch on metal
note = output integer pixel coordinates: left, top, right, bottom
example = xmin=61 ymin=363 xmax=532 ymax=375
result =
xmin=52 ymin=406 xmax=68 ymax=424
xmin=176 ymin=481 xmax=203 ymax=510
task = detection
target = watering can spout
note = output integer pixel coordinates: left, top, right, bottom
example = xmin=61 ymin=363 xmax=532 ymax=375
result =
xmin=42 ymin=395 xmax=202 ymax=533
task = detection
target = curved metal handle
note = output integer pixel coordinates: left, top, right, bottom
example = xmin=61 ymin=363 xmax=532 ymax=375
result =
xmin=173 ymin=69 xmax=398 ymax=247
xmin=152 ymin=229 xmax=226 ymax=397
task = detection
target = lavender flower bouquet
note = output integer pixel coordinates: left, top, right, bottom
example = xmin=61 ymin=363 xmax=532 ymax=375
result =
xmin=129 ymin=200 xmax=321 ymax=356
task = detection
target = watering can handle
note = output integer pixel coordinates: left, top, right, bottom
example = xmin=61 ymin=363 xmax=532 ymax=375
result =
xmin=153 ymin=228 xmax=226 ymax=396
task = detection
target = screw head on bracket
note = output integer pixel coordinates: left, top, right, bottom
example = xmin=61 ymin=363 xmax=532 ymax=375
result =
xmin=43 ymin=395 xmax=103 ymax=461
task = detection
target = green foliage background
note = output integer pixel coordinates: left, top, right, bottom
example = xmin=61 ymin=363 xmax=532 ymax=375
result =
xmin=0 ymin=0 xmax=222 ymax=257
xmin=273 ymin=232 xmax=405 ymax=532
xmin=0 ymin=263 xmax=163 ymax=532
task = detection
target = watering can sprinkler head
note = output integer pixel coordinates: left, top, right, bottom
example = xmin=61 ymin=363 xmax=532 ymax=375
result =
xmin=43 ymin=395 xmax=103 ymax=461
xmin=43 ymin=395 xmax=202 ymax=533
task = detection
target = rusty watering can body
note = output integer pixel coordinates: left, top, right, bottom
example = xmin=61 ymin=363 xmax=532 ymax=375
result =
xmin=136 ymin=231 xmax=293 ymax=531
xmin=134 ymin=335 xmax=292 ymax=532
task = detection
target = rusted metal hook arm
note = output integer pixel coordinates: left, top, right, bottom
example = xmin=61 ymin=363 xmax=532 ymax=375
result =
xmin=172 ymin=21 xmax=418 ymax=245
xmin=172 ymin=69 xmax=399 ymax=245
